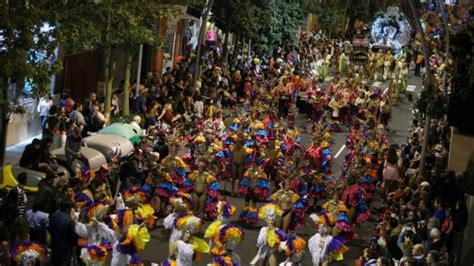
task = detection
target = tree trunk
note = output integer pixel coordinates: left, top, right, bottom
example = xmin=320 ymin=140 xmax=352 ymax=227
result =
xmin=193 ymin=0 xmax=215 ymax=91
xmin=123 ymin=54 xmax=132 ymax=117
xmin=231 ymin=32 xmax=240 ymax=65
xmin=105 ymin=59 xmax=116 ymax=115
xmin=408 ymin=0 xmax=435 ymax=177
xmin=221 ymin=30 xmax=229 ymax=68
xmin=0 ymin=78 xmax=8 ymax=166
xmin=103 ymin=45 xmax=116 ymax=115
xmin=103 ymin=46 xmax=111 ymax=114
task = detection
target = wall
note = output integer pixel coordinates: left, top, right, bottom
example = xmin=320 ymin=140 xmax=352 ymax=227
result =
xmin=6 ymin=98 xmax=41 ymax=147
xmin=448 ymin=127 xmax=474 ymax=265
xmin=62 ymin=50 xmax=100 ymax=102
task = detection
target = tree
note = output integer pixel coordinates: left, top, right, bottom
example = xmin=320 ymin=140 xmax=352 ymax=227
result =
xmin=0 ymin=0 xmax=62 ymax=165
xmin=254 ymin=0 xmax=304 ymax=52
xmin=59 ymin=0 xmax=178 ymax=114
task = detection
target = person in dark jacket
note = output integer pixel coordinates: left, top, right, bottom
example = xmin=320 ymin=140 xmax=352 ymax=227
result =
xmin=48 ymin=199 xmax=78 ymax=266
xmin=19 ymin=138 xmax=56 ymax=175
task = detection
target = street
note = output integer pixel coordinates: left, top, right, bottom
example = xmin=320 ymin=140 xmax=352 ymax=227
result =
xmin=136 ymin=73 xmax=423 ymax=265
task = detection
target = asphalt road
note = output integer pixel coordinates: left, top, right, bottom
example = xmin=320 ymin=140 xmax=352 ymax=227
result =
xmin=138 ymin=73 xmax=422 ymax=265
xmin=5 ymin=72 xmax=422 ymax=265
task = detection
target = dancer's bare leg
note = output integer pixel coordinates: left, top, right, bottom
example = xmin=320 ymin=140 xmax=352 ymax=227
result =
xmin=282 ymin=211 xmax=292 ymax=233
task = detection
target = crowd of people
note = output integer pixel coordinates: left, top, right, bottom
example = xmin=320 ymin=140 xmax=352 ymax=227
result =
xmin=0 ymin=29 xmax=468 ymax=266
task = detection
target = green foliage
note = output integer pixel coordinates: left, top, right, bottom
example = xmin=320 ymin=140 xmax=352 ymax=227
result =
xmin=0 ymin=0 xmax=62 ymax=101
xmin=213 ymin=0 xmax=261 ymax=38
xmin=299 ymin=0 xmax=319 ymax=14
xmin=213 ymin=0 xmax=303 ymax=52
xmin=255 ymin=0 xmax=304 ymax=51
xmin=59 ymin=0 xmax=180 ymax=54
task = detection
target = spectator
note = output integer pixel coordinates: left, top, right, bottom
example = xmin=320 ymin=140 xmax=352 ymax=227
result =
xmin=19 ymin=138 xmax=56 ymax=175
xmin=383 ymin=146 xmax=400 ymax=197
xmin=0 ymin=222 xmax=11 ymax=266
xmin=426 ymin=250 xmax=440 ymax=265
xmin=132 ymin=86 xmax=147 ymax=115
xmin=34 ymin=174 xmax=56 ymax=214
xmin=48 ymin=199 xmax=78 ymax=266
xmin=111 ymin=93 xmax=121 ymax=116
xmin=65 ymin=124 xmax=89 ymax=172
xmin=37 ymin=94 xmax=53 ymax=129
xmin=60 ymin=94 xmax=75 ymax=114
xmin=82 ymin=92 xmax=97 ymax=120
xmin=412 ymin=244 xmax=426 ymax=265
xmin=3 ymin=173 xmax=27 ymax=226
xmin=69 ymin=103 xmax=86 ymax=131
xmin=193 ymin=95 xmax=204 ymax=119
xmin=145 ymin=101 xmax=160 ymax=129
xmin=432 ymin=198 xmax=446 ymax=226
xmin=25 ymin=203 xmax=49 ymax=244
xmin=429 ymin=228 xmax=449 ymax=264
xmin=89 ymin=105 xmax=107 ymax=132
xmin=130 ymin=115 xmax=143 ymax=133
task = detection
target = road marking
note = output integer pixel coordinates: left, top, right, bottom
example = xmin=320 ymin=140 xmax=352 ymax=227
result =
xmin=371 ymin=81 xmax=382 ymax=87
xmin=334 ymin=144 xmax=346 ymax=158
xmin=406 ymin=85 xmax=416 ymax=92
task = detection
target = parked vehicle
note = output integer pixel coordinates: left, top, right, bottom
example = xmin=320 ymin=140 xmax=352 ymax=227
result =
xmin=99 ymin=123 xmax=143 ymax=145
xmin=83 ymin=134 xmax=134 ymax=162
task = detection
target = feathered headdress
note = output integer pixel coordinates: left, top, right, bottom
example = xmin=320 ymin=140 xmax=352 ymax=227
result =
xmin=257 ymin=203 xmax=283 ymax=222
xmin=212 ymin=255 xmax=239 ymax=266
xmin=281 ymin=234 xmax=306 ymax=257
xmin=83 ymin=245 xmax=108 ymax=264
xmin=216 ymin=200 xmax=236 ymax=220
xmin=11 ymin=241 xmax=48 ymax=264
xmin=135 ymin=204 xmax=157 ymax=229
xmin=175 ymin=214 xmax=202 ymax=234
xmin=117 ymin=224 xmax=151 ymax=255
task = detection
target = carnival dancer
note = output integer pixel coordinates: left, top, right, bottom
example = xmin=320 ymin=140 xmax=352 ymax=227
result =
xmin=205 ymin=202 xmax=244 ymax=263
xmin=204 ymin=200 xmax=237 ymax=248
xmin=163 ymin=194 xmax=193 ymax=257
xmin=188 ymin=159 xmax=220 ymax=219
xmin=153 ymin=171 xmax=179 ymax=215
xmin=75 ymin=202 xmax=115 ymax=266
xmin=230 ymin=136 xmax=246 ymax=196
xmin=172 ymin=215 xmax=210 ymax=266
xmin=263 ymin=137 xmax=285 ymax=182
xmin=281 ymin=117 xmax=302 ymax=157
xmin=328 ymin=94 xmax=344 ymax=124
xmin=311 ymin=90 xmax=327 ymax=123
xmin=367 ymin=50 xmax=376 ymax=81
xmin=341 ymin=175 xmax=372 ymax=225
xmin=274 ymin=76 xmax=293 ymax=119
xmin=322 ymin=47 xmax=333 ymax=82
xmin=279 ymin=234 xmax=307 ymax=266
xmin=161 ymin=139 xmax=192 ymax=193
xmin=308 ymin=222 xmax=349 ymax=265
xmin=338 ymin=50 xmax=347 ymax=75
xmin=110 ymin=195 xmax=151 ymax=266
xmin=382 ymin=50 xmax=393 ymax=81
xmin=255 ymin=203 xmax=287 ymax=266
xmin=239 ymin=161 xmax=270 ymax=224
xmin=271 ymin=179 xmax=301 ymax=232
xmin=321 ymin=191 xmax=349 ymax=228
xmin=329 ymin=76 xmax=341 ymax=96
xmin=374 ymin=49 xmax=385 ymax=81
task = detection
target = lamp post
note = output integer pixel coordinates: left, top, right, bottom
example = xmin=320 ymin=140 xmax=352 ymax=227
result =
xmin=408 ymin=0 xmax=436 ymax=177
